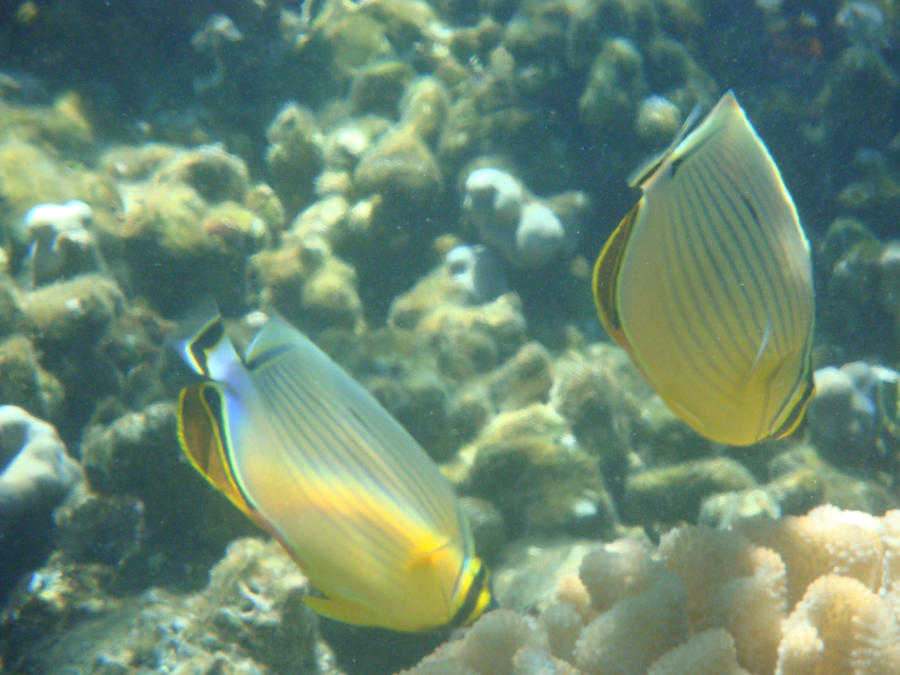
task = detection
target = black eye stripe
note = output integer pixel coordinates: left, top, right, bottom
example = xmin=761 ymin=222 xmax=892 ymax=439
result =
xmin=190 ymin=317 xmax=225 ymax=376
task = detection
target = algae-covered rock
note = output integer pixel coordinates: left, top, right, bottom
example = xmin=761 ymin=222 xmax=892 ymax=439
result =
xmin=818 ymin=218 xmax=894 ymax=359
xmin=0 ymin=538 xmax=328 ymax=674
xmin=398 ymin=76 xmax=451 ymax=144
xmin=834 ymin=146 xmax=900 ymax=231
xmin=552 ymin=349 xmax=635 ymax=457
xmin=0 ymin=277 xmax=20 ymax=338
xmin=389 ymin=261 xmax=476 ymax=328
xmin=287 ymin=193 xmax=351 ymax=252
xmin=643 ymin=36 xmax=695 ymax=93
xmin=324 ymin=117 xmax=392 ymax=173
xmin=769 ymin=443 xmax=899 ymax=515
xmin=81 ymin=403 xmax=256 ymax=590
xmin=464 ymin=403 xmax=619 ymax=537
xmin=314 ymin=8 xmax=394 ymax=82
xmin=0 ymin=92 xmax=93 ymax=156
xmin=99 ymin=142 xmax=181 ymax=181
xmin=54 ymin=492 xmax=145 ymax=568
xmin=390 ymin=263 xmax=528 ymax=364
xmin=17 ymin=274 xmax=125 ymax=439
xmin=354 ymin=127 xmax=442 ymax=205
xmin=0 ymin=141 xmax=79 ymax=245
xmin=202 ymin=199 xmax=269 ymax=252
xmin=251 ymin=242 xmax=311 ymax=324
xmin=119 ymin=176 xmax=202 ymax=242
xmin=478 ymin=341 xmax=553 ymax=412
xmin=200 ymin=538 xmax=321 ymax=674
xmin=624 ymin=457 xmax=758 ymax=525
xmin=251 ymin=222 xmax=363 ymax=333
xmin=634 ymin=94 xmax=682 ymax=146
xmin=350 ymin=59 xmax=415 ymax=117
xmin=264 ymin=102 xmax=325 ymax=215
xmin=822 ymin=46 xmax=899 ymax=167
xmin=155 ymin=144 xmax=250 ymax=203
xmin=578 ymin=37 xmax=646 ymax=133
xmin=22 ymin=273 xmax=124 ymax=350
xmin=116 ymin=177 xmax=265 ymax=316
xmin=632 ymin=395 xmax=715 ymax=464
xmin=301 ymin=255 xmax=363 ymax=331
xmin=80 ymin=403 xmax=180 ymax=500
xmin=94 ymin=304 xmax=171 ymax=414
xmin=22 ymin=200 xmax=104 ymax=287
xmin=818 ymin=216 xmax=878 ymax=277
xmin=424 ymin=292 xmax=528 ymax=357
xmin=698 ymin=489 xmax=782 ymax=529
xmin=552 ymin=347 xmax=638 ymax=505
xmin=806 ymin=362 xmax=888 ymax=471
xmin=764 ymin=466 xmax=825 ymax=517
xmin=0 ymin=335 xmax=63 ymax=421
xmin=245 ymin=182 xmax=286 ymax=234
xmin=460 ymin=496 xmax=507 ymax=564
xmin=565 ymin=0 xmax=661 ymax=68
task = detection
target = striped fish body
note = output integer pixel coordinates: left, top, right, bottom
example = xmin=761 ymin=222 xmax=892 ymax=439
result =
xmin=174 ymin=312 xmax=491 ymax=632
xmin=593 ymin=91 xmax=815 ymax=446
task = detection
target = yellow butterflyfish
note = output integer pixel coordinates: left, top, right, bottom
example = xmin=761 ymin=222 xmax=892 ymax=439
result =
xmin=593 ymin=91 xmax=815 ymax=446
xmin=174 ymin=310 xmax=492 ymax=632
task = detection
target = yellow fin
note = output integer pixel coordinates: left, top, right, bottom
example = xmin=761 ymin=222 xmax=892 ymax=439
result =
xmin=592 ymin=200 xmax=641 ymax=353
xmin=177 ymin=382 xmax=268 ymax=530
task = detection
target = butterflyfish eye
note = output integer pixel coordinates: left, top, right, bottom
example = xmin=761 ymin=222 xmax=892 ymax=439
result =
xmin=592 ymin=90 xmax=815 ymax=446
xmin=174 ymin=308 xmax=490 ymax=632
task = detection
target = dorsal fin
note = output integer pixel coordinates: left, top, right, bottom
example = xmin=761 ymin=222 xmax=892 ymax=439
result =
xmin=627 ymin=101 xmax=703 ymax=188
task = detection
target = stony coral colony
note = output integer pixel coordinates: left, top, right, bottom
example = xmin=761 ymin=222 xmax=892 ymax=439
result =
xmin=408 ymin=506 xmax=900 ymax=675
xmin=2 ymin=0 xmax=900 ymax=673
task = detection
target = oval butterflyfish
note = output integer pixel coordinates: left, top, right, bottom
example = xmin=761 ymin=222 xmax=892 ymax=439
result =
xmin=174 ymin=310 xmax=492 ymax=632
xmin=593 ymin=91 xmax=815 ymax=446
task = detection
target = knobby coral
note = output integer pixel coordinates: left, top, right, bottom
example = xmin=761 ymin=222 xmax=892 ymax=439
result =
xmin=406 ymin=505 xmax=900 ymax=674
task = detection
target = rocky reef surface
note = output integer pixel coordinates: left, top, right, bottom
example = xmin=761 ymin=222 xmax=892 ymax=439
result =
xmin=2 ymin=0 xmax=900 ymax=673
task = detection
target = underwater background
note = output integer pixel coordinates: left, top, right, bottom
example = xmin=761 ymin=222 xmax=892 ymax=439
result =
xmin=2 ymin=0 xmax=900 ymax=673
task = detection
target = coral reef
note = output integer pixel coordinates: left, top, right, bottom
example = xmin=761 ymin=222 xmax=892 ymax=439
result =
xmin=0 ymin=538 xmax=338 ymax=674
xmin=458 ymin=401 xmax=620 ymax=538
xmin=462 ymin=167 xmax=587 ymax=268
xmin=264 ymin=102 xmax=324 ymax=216
xmin=0 ymin=406 xmax=80 ymax=530
xmin=2 ymin=0 xmax=900 ymax=671
xmin=0 ymin=406 xmax=81 ymax=601
xmin=445 ymin=244 xmax=508 ymax=304
xmin=0 ymin=334 xmax=63 ymax=421
xmin=0 ymin=406 xmax=81 ymax=537
xmin=22 ymin=199 xmax=103 ymax=287
xmin=407 ymin=505 xmax=900 ymax=674
xmin=79 ymin=402 xmax=256 ymax=590
xmin=807 ymin=361 xmax=900 ymax=473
